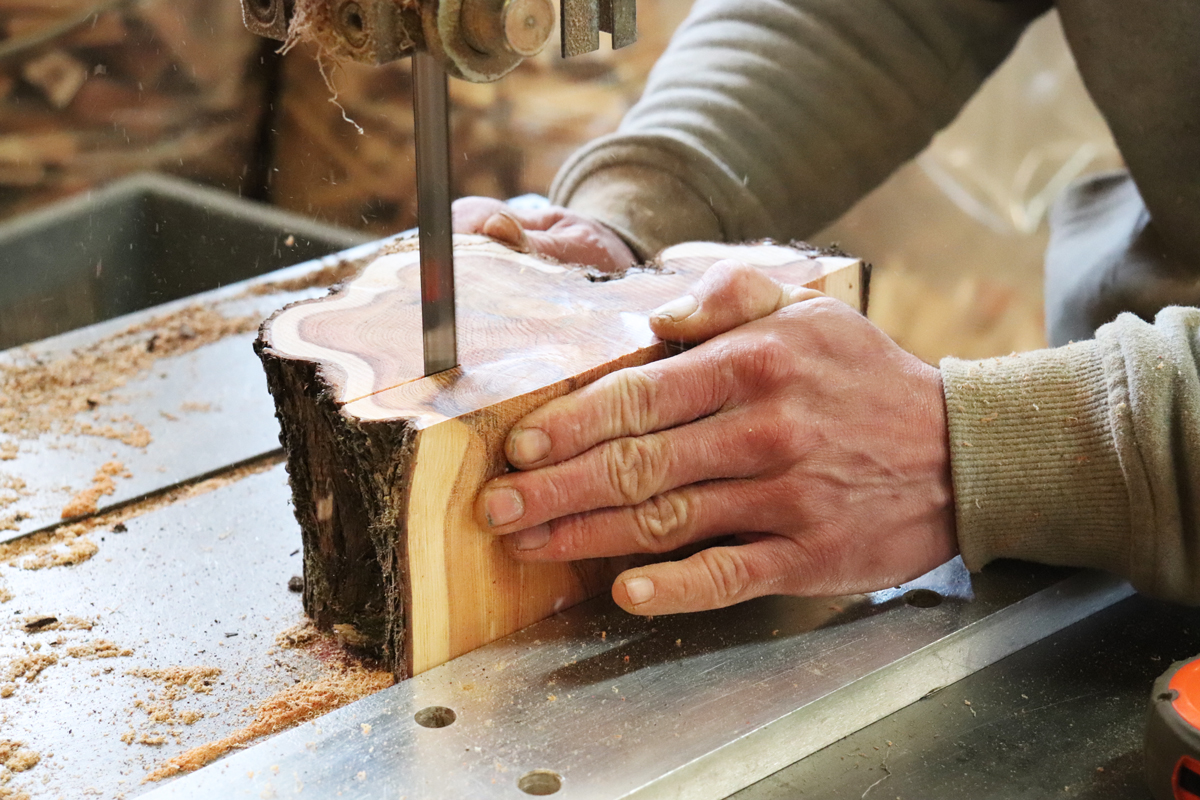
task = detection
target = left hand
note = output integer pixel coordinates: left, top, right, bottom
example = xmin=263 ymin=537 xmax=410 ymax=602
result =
xmin=475 ymin=260 xmax=958 ymax=615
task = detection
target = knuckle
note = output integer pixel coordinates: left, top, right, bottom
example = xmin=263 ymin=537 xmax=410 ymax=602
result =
xmin=693 ymin=549 xmax=752 ymax=607
xmin=630 ymin=493 xmax=690 ymax=552
xmin=743 ymin=415 xmax=807 ymax=463
xmin=606 ymin=436 xmax=660 ymax=505
xmin=613 ymin=369 xmax=658 ymax=434
xmin=726 ymin=333 xmax=795 ymax=391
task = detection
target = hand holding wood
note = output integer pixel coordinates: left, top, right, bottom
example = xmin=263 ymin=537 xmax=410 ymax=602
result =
xmin=452 ymin=196 xmax=636 ymax=274
xmin=258 ymin=237 xmax=867 ymax=676
xmin=478 ymin=262 xmax=959 ymax=615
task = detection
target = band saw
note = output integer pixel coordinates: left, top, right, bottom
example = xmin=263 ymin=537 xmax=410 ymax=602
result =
xmin=0 ymin=1 xmax=1176 ymax=798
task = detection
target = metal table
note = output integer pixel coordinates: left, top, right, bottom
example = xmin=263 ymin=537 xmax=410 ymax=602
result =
xmin=0 ymin=228 xmax=1168 ymax=800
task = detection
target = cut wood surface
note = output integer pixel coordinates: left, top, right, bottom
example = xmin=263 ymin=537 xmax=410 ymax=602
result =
xmin=257 ymin=235 xmax=867 ymax=678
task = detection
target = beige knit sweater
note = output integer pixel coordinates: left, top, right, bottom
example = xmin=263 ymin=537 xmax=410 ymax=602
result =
xmin=548 ymin=0 xmax=1200 ymax=601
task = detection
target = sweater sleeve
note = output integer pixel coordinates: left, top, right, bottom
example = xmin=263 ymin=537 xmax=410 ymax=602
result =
xmin=942 ymin=307 xmax=1200 ymax=603
xmin=549 ymin=0 xmax=1051 ymax=258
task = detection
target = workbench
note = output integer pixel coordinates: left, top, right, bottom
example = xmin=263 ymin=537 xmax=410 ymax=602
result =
xmin=0 ymin=230 xmax=1169 ymax=800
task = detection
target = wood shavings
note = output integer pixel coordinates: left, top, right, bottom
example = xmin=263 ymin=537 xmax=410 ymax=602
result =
xmin=65 ymin=640 xmax=133 ymax=660
xmin=275 ymin=621 xmax=318 ymax=650
xmin=0 ymin=475 xmax=30 ymax=531
xmin=127 ymin=666 xmax=221 ymax=695
xmin=0 ymin=452 xmax=282 ymax=572
xmin=0 ymin=512 xmax=30 ymax=534
xmin=132 ymin=697 xmax=205 ymax=728
xmin=146 ymin=666 xmax=393 ymax=781
xmin=0 ymin=305 xmax=258 ymax=452
xmin=20 ymin=615 xmax=92 ymax=633
xmin=0 ymin=741 xmax=39 ymax=772
xmin=0 ymin=475 xmax=26 ymax=510
xmin=0 ymin=522 xmax=97 ymax=570
xmin=241 ymin=255 xmax=368 ymax=297
xmin=3 ymin=650 xmax=58 ymax=684
xmin=60 ymin=461 xmax=128 ymax=519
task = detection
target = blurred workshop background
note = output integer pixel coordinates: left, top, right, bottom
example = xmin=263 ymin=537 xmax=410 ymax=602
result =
xmin=0 ymin=0 xmax=1121 ymax=362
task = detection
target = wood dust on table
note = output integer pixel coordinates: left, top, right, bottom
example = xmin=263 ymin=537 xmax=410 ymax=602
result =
xmin=146 ymin=624 xmax=393 ymax=782
xmin=0 ymin=305 xmax=258 ymax=453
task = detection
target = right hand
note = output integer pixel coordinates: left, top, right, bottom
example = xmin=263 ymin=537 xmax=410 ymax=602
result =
xmin=475 ymin=260 xmax=957 ymax=616
xmin=452 ymin=196 xmax=636 ymax=274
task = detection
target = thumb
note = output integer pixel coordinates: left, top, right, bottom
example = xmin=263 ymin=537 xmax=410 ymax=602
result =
xmin=480 ymin=210 xmax=530 ymax=251
xmin=612 ymin=542 xmax=780 ymax=615
xmin=649 ymin=259 xmax=823 ymax=343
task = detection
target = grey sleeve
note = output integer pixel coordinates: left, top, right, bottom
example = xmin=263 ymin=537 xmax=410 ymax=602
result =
xmin=1045 ymin=171 xmax=1200 ymax=346
xmin=550 ymin=0 xmax=1051 ymax=257
xmin=942 ymin=307 xmax=1200 ymax=604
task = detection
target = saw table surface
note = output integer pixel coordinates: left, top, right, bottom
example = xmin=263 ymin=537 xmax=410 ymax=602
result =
xmin=0 ymin=236 xmax=1167 ymax=800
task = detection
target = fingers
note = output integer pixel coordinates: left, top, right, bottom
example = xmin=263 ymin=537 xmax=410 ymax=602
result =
xmin=612 ymin=537 xmax=796 ymax=615
xmin=502 ymin=348 xmax=733 ymax=470
xmin=451 ymin=197 xmax=635 ymax=272
xmin=649 ymin=259 xmax=824 ymax=344
xmin=451 ymin=196 xmax=510 ymax=233
xmin=480 ymin=410 xmax=780 ymax=535
xmin=500 ymin=479 xmax=773 ymax=561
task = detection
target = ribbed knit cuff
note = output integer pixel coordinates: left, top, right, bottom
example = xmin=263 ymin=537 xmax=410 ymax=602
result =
xmin=941 ymin=341 xmax=1132 ymax=576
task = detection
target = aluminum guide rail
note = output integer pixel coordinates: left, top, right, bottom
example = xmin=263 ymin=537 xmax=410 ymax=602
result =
xmin=144 ymin=563 xmax=1133 ymax=800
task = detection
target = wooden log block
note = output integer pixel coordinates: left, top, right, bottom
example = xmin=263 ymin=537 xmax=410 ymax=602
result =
xmin=255 ymin=236 xmax=868 ymax=678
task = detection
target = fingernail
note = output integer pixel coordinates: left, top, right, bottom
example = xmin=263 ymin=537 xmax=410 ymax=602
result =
xmin=652 ymin=294 xmax=698 ymax=323
xmin=513 ymin=524 xmax=551 ymax=551
xmin=508 ymin=427 xmax=551 ymax=465
xmin=483 ymin=487 xmax=525 ymax=527
xmin=623 ymin=576 xmax=655 ymax=606
xmin=483 ymin=212 xmax=527 ymax=249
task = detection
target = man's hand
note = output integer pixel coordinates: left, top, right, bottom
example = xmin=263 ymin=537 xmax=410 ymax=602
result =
xmin=452 ymin=197 xmax=636 ymax=274
xmin=475 ymin=260 xmax=958 ymax=616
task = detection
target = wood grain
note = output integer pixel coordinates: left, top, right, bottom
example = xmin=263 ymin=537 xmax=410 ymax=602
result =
xmin=257 ymin=235 xmax=867 ymax=677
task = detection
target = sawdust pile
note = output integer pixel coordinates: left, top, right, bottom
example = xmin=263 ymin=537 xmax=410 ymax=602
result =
xmin=0 ymin=305 xmax=258 ymax=449
xmin=0 ymin=475 xmax=26 ymax=510
xmin=146 ymin=664 xmax=393 ymax=781
xmin=60 ymin=461 xmax=129 ymax=520
xmin=121 ymin=666 xmax=222 ymax=748
xmin=243 ymin=254 xmax=368 ymax=297
xmin=0 ymin=512 xmax=28 ymax=534
xmin=0 ymin=453 xmax=282 ymax=575
xmin=20 ymin=615 xmax=92 ymax=633
xmin=128 ymin=666 xmax=221 ymax=695
xmin=121 ymin=732 xmax=167 ymax=747
xmin=0 ymin=743 xmax=38 ymax=773
xmin=0 ymin=740 xmax=39 ymax=800
xmin=0 ymin=474 xmax=30 ymax=533
xmin=66 ymin=640 xmax=134 ymax=660
xmin=4 ymin=647 xmax=58 ymax=684
xmin=0 ymin=779 xmax=30 ymax=800
xmin=133 ymin=697 xmax=205 ymax=726
xmin=275 ymin=621 xmax=319 ymax=649
xmin=0 ymin=522 xmax=98 ymax=570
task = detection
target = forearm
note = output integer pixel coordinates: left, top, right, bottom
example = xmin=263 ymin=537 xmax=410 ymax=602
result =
xmin=552 ymin=0 xmax=1050 ymax=258
xmin=943 ymin=307 xmax=1200 ymax=603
